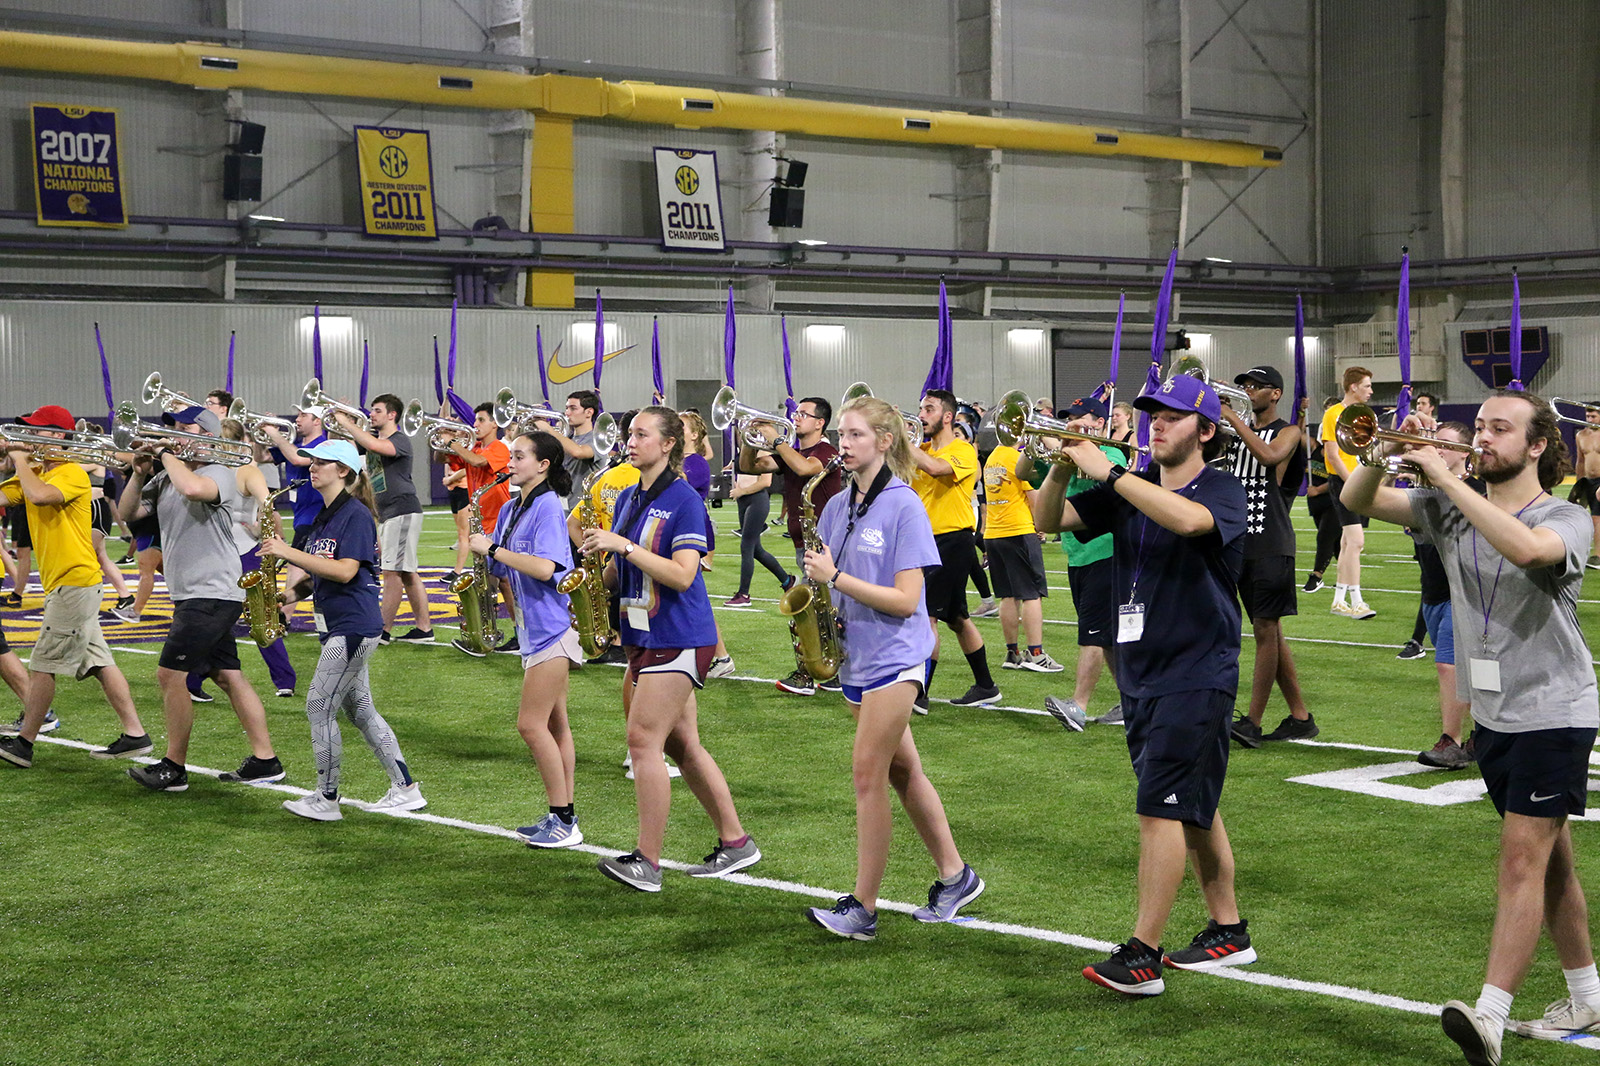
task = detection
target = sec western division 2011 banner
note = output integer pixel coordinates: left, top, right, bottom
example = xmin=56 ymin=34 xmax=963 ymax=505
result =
xmin=653 ymin=148 xmax=726 ymax=251
xmin=354 ymin=126 xmax=438 ymax=240
xmin=31 ymin=103 xmax=128 ymax=228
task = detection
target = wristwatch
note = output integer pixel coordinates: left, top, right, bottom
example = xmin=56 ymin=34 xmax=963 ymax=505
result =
xmin=487 ymin=543 xmax=500 ymax=561
xmin=622 ymin=542 xmax=636 ymax=557
xmin=1104 ymin=464 xmax=1128 ymax=488
xmin=826 ymin=571 xmax=841 ymax=590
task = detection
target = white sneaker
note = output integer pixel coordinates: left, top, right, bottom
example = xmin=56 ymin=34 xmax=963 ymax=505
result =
xmin=1441 ymin=1000 xmax=1503 ymax=1066
xmin=1511 ymin=997 xmax=1600 ymax=1041
xmin=283 ymin=792 xmax=343 ymax=821
xmin=625 ymin=757 xmax=682 ymax=780
xmin=1022 ymin=651 xmax=1065 ymax=673
xmin=367 ymin=782 xmax=428 ymax=812
xmin=707 ymin=655 xmax=735 ymax=679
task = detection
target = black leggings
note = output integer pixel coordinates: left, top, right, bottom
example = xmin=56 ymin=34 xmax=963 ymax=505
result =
xmin=736 ymin=492 xmax=789 ymax=596
xmin=1306 ymin=492 xmax=1341 ymax=574
xmin=969 ymin=538 xmax=993 ymax=599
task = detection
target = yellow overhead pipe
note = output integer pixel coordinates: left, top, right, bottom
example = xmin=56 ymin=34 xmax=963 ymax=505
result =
xmin=0 ymin=30 xmax=1282 ymax=169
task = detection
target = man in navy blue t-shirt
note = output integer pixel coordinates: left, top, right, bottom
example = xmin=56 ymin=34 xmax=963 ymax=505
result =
xmin=1034 ymin=372 xmax=1252 ymax=998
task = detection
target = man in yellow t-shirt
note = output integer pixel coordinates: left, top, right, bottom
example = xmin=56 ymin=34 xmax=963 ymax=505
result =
xmin=1318 ymin=365 xmax=1376 ymax=619
xmin=983 ymin=430 xmax=1063 ymax=676
xmin=568 ymin=410 xmax=641 ymax=666
xmin=0 ymin=405 xmax=150 ymax=770
xmin=910 ymin=389 xmax=999 ymax=709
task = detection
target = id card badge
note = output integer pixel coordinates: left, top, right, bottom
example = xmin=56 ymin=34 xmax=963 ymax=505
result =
xmin=1117 ymin=603 xmax=1146 ymax=644
xmin=313 ymin=611 xmax=328 ymax=636
xmin=626 ymin=605 xmax=651 ymax=633
xmin=1470 ymin=657 xmax=1502 ymax=693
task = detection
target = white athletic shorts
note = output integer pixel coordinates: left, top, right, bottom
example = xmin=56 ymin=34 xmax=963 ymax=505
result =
xmin=379 ymin=512 xmax=422 ymax=573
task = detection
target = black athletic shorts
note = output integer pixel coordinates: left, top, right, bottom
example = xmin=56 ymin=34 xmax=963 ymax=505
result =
xmin=1474 ymin=723 xmax=1598 ymax=819
xmin=1326 ymin=475 xmax=1370 ymax=529
xmin=449 ymin=486 xmax=471 ymax=513
xmin=158 ymin=598 xmax=244 ymax=674
xmin=988 ymin=533 xmax=1048 ymax=601
xmin=1068 ymin=557 xmax=1115 ymax=648
xmin=1238 ymin=554 xmax=1297 ymax=622
xmin=10 ymin=504 xmax=30 ymax=549
xmin=926 ymin=529 xmax=976 ymax=624
xmin=1123 ymin=688 xmax=1234 ymax=830
xmin=0 ymin=623 xmax=9 ymax=655
xmin=1573 ymin=477 xmax=1600 ymax=517
xmin=90 ymin=497 xmax=113 ymax=537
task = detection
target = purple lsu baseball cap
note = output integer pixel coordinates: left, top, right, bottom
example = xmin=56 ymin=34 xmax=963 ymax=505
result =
xmin=1133 ymin=373 xmax=1222 ymax=423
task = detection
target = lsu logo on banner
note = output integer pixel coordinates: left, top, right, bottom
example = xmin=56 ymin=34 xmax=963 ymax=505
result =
xmin=354 ymin=126 xmax=438 ymax=240
xmin=31 ymin=103 xmax=128 ymax=228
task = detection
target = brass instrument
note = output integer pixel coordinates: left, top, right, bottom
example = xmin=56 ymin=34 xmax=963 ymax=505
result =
xmin=300 ymin=377 xmax=374 ymax=438
xmin=557 ymin=464 xmax=616 ymax=660
xmin=1174 ymin=356 xmax=1253 ymax=414
xmin=493 ymin=388 xmax=565 ymax=434
xmin=711 ymin=385 xmax=796 ymax=450
xmin=112 ymin=404 xmax=251 ymax=467
xmin=239 ymin=485 xmax=294 ymax=647
xmin=0 ymin=421 xmax=128 ymax=469
xmin=226 ymin=398 xmax=295 ymax=445
xmin=1552 ymin=397 xmax=1600 ymax=429
xmin=778 ymin=455 xmax=845 ymax=682
xmin=1334 ymin=402 xmax=1480 ymax=486
xmin=452 ymin=471 xmax=511 ymax=656
xmin=839 ymin=381 xmax=924 ymax=440
xmin=402 ymin=399 xmax=474 ymax=451
xmin=141 ymin=371 xmax=197 ymax=414
xmin=993 ymin=391 xmax=1146 ymax=470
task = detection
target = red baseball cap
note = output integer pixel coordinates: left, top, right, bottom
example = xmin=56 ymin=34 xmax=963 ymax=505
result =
xmin=19 ymin=405 xmax=74 ymax=432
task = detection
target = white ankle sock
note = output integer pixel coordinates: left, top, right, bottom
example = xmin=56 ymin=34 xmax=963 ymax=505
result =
xmin=1333 ymin=584 xmax=1349 ymax=604
xmin=1565 ymin=964 xmax=1600 ymax=1008
xmin=1476 ymin=983 xmax=1513 ymax=1029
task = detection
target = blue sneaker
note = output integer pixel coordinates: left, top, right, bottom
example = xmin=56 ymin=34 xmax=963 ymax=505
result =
xmin=517 ymin=814 xmax=584 ymax=849
xmin=911 ymin=864 xmax=986 ymax=922
xmin=807 ymin=895 xmax=877 ymax=940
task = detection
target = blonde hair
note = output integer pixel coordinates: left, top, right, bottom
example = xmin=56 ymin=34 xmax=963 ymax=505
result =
xmin=842 ymin=396 xmax=915 ymax=483
xmin=637 ymin=406 xmax=685 ymax=473
xmin=678 ymin=409 xmax=709 ymax=455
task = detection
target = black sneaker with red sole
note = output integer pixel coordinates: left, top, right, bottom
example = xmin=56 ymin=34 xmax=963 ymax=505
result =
xmin=1162 ymin=918 xmax=1257 ymax=970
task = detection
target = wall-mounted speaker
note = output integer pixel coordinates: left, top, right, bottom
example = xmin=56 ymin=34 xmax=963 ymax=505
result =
xmin=223 ymin=153 xmax=263 ymax=201
xmin=768 ymin=186 xmax=805 ymax=228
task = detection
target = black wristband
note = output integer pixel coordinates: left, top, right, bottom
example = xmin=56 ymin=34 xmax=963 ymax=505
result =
xmin=487 ymin=542 xmax=500 ymax=560
xmin=1104 ymin=464 xmax=1128 ymax=488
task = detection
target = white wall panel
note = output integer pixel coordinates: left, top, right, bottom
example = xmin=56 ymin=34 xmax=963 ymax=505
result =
xmin=994 ymin=154 xmax=1147 ymax=256
xmin=1004 ymin=0 xmax=1144 ymax=113
xmin=239 ymin=0 xmax=491 ymax=52
xmin=778 ymin=136 xmax=957 ymax=248
xmin=786 ymin=0 xmax=952 ymax=96
xmin=528 ymin=0 xmax=738 ymax=74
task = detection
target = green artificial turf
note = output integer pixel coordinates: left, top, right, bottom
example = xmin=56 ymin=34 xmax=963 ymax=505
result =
xmin=3 ymin=506 xmax=1597 ymax=1065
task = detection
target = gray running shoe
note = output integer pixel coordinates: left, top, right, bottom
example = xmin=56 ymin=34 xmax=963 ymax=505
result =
xmin=1418 ymin=734 xmax=1474 ymax=770
xmin=598 ymin=850 xmax=663 ymax=892
xmin=807 ymin=895 xmax=877 ymax=940
xmin=91 ymin=733 xmax=154 ymax=760
xmin=1002 ymin=649 xmax=1024 ymax=670
xmin=685 ymin=837 xmax=761 ymax=878
xmin=1022 ymin=651 xmax=1065 ymax=673
xmin=971 ymin=598 xmax=999 ymax=618
xmin=911 ymin=864 xmax=985 ymax=922
xmin=1045 ymin=697 xmax=1087 ymax=732
xmin=1093 ymin=703 xmax=1125 ymax=725
xmin=129 ymin=759 xmax=189 ymax=792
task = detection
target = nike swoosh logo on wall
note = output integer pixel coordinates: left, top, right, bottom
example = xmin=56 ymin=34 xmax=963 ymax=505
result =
xmin=546 ymin=342 xmax=638 ymax=385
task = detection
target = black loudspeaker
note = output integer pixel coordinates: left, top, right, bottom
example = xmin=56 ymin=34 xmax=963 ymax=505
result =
xmin=223 ymin=154 xmax=263 ymax=201
xmin=783 ymin=158 xmax=808 ymax=187
xmin=768 ymin=186 xmax=805 ymax=228
xmin=232 ymin=121 xmax=266 ymax=154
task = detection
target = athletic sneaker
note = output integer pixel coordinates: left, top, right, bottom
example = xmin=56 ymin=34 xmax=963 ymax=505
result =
xmin=972 ymin=598 xmax=999 ymax=618
xmin=0 ymin=709 xmax=59 ymax=736
xmin=1329 ymin=601 xmax=1357 ymax=617
xmin=1303 ymin=573 xmax=1325 ymax=593
xmin=1441 ymin=1000 xmax=1503 ymax=1066
xmin=276 ymin=688 xmax=296 ymax=698
xmin=1589 ymin=556 xmax=1600 ymax=572
xmin=780 ymin=574 xmax=797 ymax=592
xmin=1022 ymin=651 xmax=1064 ymax=673
xmin=950 ymin=684 xmax=1001 ymax=707
xmin=283 ymin=791 xmax=343 ymax=821
xmin=368 ymin=782 xmax=428 ymax=812
xmin=110 ymin=595 xmax=138 ymax=623
xmin=913 ymin=690 xmax=929 ymax=715
xmin=1419 ymin=734 xmax=1474 ymax=769
xmin=129 ymin=759 xmax=189 ymax=792
xmin=518 ymin=814 xmax=584 ymax=849
xmin=807 ymin=894 xmax=877 ymax=940
xmin=722 ymin=593 xmax=752 ymax=607
xmin=1094 ymin=703 xmax=1125 ymax=725
xmin=4 ymin=592 xmax=21 ymax=608
xmin=0 ymin=734 xmax=34 ymax=768
xmin=188 ymin=687 xmax=215 ymax=703
xmin=1397 ymin=639 xmax=1427 ymax=660
xmin=685 ymin=837 xmax=762 ymax=878
xmin=1511 ymin=997 xmax=1600 ymax=1041
xmin=378 ymin=631 xmax=395 ymax=645
xmin=393 ymin=628 xmax=435 ymax=644
xmin=1162 ymin=919 xmax=1257 ymax=970
xmin=911 ymin=864 xmax=985 ymax=922
xmin=218 ymin=755 xmax=286 ymax=784
xmin=624 ymin=756 xmax=682 ymax=781
xmin=817 ymin=677 xmax=843 ymax=693
xmin=450 ymin=637 xmax=488 ymax=658
xmin=1044 ymin=696 xmax=1087 ymax=732
xmin=1263 ymin=713 xmax=1319 ymax=741
xmin=598 ymin=850 xmax=663 ymax=892
xmin=1083 ymin=938 xmax=1166 ymax=996
xmin=776 ymin=669 xmax=816 ymax=696
xmin=1349 ymin=601 xmax=1377 ymax=620
xmin=1002 ymin=649 xmax=1024 ymax=670
xmin=1230 ymin=715 xmax=1263 ymax=749
xmin=707 ymin=655 xmax=736 ymax=679
xmin=495 ymin=636 xmax=521 ymax=655
xmin=91 ymin=733 xmax=154 ymax=760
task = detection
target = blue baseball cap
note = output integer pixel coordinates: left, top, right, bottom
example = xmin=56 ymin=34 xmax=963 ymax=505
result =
xmin=297 ymin=438 xmax=363 ymax=471
xmin=1134 ymin=373 xmax=1222 ymax=423
xmin=1062 ymin=396 xmax=1108 ymax=420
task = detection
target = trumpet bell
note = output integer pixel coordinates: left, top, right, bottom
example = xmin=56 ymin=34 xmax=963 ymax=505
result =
xmin=593 ymin=411 xmax=618 ymax=456
xmin=840 ymin=381 xmax=874 ymax=407
xmin=401 ymin=400 xmax=425 ymax=437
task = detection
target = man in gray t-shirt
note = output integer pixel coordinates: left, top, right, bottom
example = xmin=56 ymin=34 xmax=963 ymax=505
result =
xmin=1342 ymin=391 xmax=1600 ymax=1060
xmin=543 ymin=389 xmax=603 ymax=510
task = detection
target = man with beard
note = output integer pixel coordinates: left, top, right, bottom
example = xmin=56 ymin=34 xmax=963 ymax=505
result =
xmin=1343 ymin=391 xmax=1600 ymax=1063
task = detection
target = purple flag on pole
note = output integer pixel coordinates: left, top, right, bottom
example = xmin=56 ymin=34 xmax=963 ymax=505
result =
xmin=781 ymin=315 xmax=797 ymax=418
xmin=650 ymin=318 xmax=665 ymax=405
xmin=536 ymin=324 xmax=551 ymax=404
xmin=447 ymin=299 xmax=459 ymax=388
xmin=311 ymin=304 xmax=323 ymax=383
xmin=1292 ymin=295 xmax=1308 ymax=422
xmin=593 ymin=291 xmax=606 ymax=411
xmin=922 ymin=279 xmax=954 ymax=395
xmin=445 ymin=388 xmax=475 ymax=425
xmin=1094 ymin=292 xmax=1127 ymax=405
xmin=1394 ymin=248 xmax=1412 ymax=424
xmin=225 ymin=331 xmax=236 ymax=394
xmin=723 ymin=286 xmax=736 ymax=389
xmin=95 ymin=322 xmax=114 ymax=421
xmin=359 ymin=340 xmax=370 ymax=407
xmin=432 ymin=337 xmax=444 ymax=405
xmin=1135 ymin=248 xmax=1179 ymax=465
xmin=1508 ymin=270 xmax=1524 ymax=391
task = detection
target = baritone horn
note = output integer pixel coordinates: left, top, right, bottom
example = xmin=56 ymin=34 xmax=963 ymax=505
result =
xmin=300 ymin=377 xmax=373 ymax=437
xmin=1551 ymin=397 xmax=1600 ymax=429
xmin=112 ymin=404 xmax=252 ymax=467
xmin=226 ymin=398 xmax=295 ymax=444
xmin=711 ymin=385 xmax=796 ymax=450
xmin=838 ymin=382 xmax=923 ymax=440
xmin=0 ymin=421 xmax=127 ymax=469
xmin=493 ymin=388 xmax=564 ymax=432
xmin=1173 ymin=356 xmax=1253 ymax=415
xmin=1333 ymin=402 xmax=1480 ymax=485
xmin=402 ymin=399 xmax=473 ymax=450
xmin=141 ymin=371 xmax=197 ymax=414
xmin=993 ymin=391 xmax=1145 ymax=468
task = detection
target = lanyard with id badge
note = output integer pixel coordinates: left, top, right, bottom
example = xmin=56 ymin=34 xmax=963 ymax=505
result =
xmin=1467 ymin=492 xmax=1544 ymax=693
xmin=1114 ymin=470 xmax=1206 ymax=644
xmin=613 ymin=473 xmax=678 ymax=634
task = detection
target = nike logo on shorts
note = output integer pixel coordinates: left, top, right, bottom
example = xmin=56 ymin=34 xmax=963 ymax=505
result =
xmin=1530 ymin=791 xmax=1560 ymax=803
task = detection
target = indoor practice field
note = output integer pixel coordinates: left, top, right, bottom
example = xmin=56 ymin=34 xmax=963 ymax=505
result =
xmin=6 ymin=500 xmax=1600 ymax=1066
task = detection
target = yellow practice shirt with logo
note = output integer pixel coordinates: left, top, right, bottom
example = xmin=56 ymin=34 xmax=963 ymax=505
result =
xmin=589 ymin=462 xmax=641 ymax=530
xmin=1319 ymin=401 xmax=1359 ymax=479
xmin=982 ymin=445 xmax=1035 ymax=538
xmin=1 ymin=462 xmax=99 ymax=591
xmin=913 ymin=437 xmax=979 ymax=534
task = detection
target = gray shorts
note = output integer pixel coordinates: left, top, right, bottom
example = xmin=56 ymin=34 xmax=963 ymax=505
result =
xmin=30 ymin=584 xmax=116 ymax=680
xmin=379 ymin=512 xmax=422 ymax=573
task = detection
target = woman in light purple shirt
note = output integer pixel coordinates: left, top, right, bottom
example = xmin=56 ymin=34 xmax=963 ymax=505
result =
xmin=800 ymin=395 xmax=985 ymax=941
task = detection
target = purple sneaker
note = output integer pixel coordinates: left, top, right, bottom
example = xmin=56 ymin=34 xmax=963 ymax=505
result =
xmin=911 ymin=864 xmax=985 ymax=922
xmin=807 ymin=895 xmax=877 ymax=940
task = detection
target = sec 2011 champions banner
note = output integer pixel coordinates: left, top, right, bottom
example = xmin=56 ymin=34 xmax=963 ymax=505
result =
xmin=354 ymin=126 xmax=438 ymax=240
xmin=31 ymin=103 xmax=128 ymax=228
xmin=653 ymin=148 xmax=726 ymax=251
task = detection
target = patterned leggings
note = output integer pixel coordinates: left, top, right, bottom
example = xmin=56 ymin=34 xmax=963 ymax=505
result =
xmin=306 ymin=634 xmax=412 ymax=799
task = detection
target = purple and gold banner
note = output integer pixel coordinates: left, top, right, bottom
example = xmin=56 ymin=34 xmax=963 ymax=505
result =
xmin=31 ymin=103 xmax=128 ymax=228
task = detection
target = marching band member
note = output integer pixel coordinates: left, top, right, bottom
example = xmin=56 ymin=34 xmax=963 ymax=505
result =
xmin=1034 ymin=375 xmax=1253 ymax=997
xmin=1320 ymin=366 xmax=1377 ymax=619
xmin=803 ymin=395 xmax=984 ymax=940
xmin=981 ymin=412 xmax=1061 ymax=675
xmin=263 ymin=439 xmax=426 ymax=820
xmin=0 ymin=405 xmax=150 ymax=768
xmin=85 ymin=462 xmax=135 ymax=621
xmin=542 ymin=389 xmax=604 ymax=512
xmin=259 ymin=400 xmax=328 ymax=627
xmin=449 ymin=402 xmax=514 ymax=652
xmin=468 ymin=432 xmax=586 ymax=848
xmin=1342 ymin=392 xmax=1600 ymax=1060
xmin=679 ymin=410 xmax=733 ymax=677
xmin=580 ymin=406 xmax=759 ymax=892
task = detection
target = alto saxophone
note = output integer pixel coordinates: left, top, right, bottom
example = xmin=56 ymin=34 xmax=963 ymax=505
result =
xmin=452 ymin=471 xmax=511 ymax=656
xmin=557 ymin=464 xmax=615 ymax=660
xmin=778 ymin=456 xmax=845 ymax=681
xmin=239 ymin=485 xmax=294 ymax=647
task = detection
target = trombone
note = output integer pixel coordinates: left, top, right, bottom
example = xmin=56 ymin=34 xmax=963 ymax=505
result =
xmin=493 ymin=388 xmax=564 ymax=432
xmin=839 ymin=381 xmax=924 ymax=440
xmin=112 ymin=404 xmax=252 ymax=467
xmin=1333 ymin=402 xmax=1480 ymax=485
xmin=712 ymin=385 xmax=796 ymax=450
xmin=227 ymin=398 xmax=295 ymax=445
xmin=993 ymin=390 xmax=1145 ymax=468
xmin=1 ymin=421 xmax=129 ymax=469
xmin=142 ymin=371 xmax=198 ymax=414
xmin=1551 ymin=397 xmax=1600 ymax=429
xmin=402 ymin=399 xmax=474 ymax=451
xmin=301 ymin=377 xmax=374 ymax=438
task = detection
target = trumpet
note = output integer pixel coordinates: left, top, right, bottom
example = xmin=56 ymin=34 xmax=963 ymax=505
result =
xmin=112 ymin=404 xmax=251 ymax=467
xmin=993 ymin=391 xmax=1145 ymax=467
xmin=1173 ymin=356 xmax=1253 ymax=415
xmin=839 ymin=381 xmax=924 ymax=440
xmin=141 ymin=371 xmax=197 ymax=415
xmin=1551 ymin=397 xmax=1600 ymax=429
xmin=227 ymin=398 xmax=295 ymax=445
xmin=1334 ymin=402 xmax=1480 ymax=484
xmin=493 ymin=388 xmax=564 ymax=433
xmin=301 ymin=377 xmax=374 ymax=438
xmin=402 ymin=399 xmax=473 ymax=451
xmin=712 ymin=386 xmax=796 ymax=450
xmin=1 ymin=421 xmax=128 ymax=469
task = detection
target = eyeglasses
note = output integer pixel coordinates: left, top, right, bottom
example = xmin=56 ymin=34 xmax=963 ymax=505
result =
xmin=796 ymin=410 xmax=820 ymax=420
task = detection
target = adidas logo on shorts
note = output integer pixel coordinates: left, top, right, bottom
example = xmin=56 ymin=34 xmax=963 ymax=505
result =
xmin=1163 ymin=794 xmax=1179 ymax=805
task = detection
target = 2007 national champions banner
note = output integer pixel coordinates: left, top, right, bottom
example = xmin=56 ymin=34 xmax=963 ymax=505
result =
xmin=354 ymin=126 xmax=439 ymax=240
xmin=653 ymin=148 xmax=726 ymax=251
xmin=30 ymin=103 xmax=128 ymax=228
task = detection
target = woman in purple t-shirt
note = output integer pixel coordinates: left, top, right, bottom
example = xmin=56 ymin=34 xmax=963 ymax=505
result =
xmin=800 ymin=395 xmax=985 ymax=940
xmin=579 ymin=406 xmax=760 ymax=893
xmin=469 ymin=432 xmax=585 ymax=850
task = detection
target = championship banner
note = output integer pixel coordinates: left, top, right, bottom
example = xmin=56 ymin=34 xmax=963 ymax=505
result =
xmin=30 ymin=103 xmax=128 ymax=228
xmin=653 ymin=148 xmax=726 ymax=251
xmin=354 ymin=126 xmax=438 ymax=240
